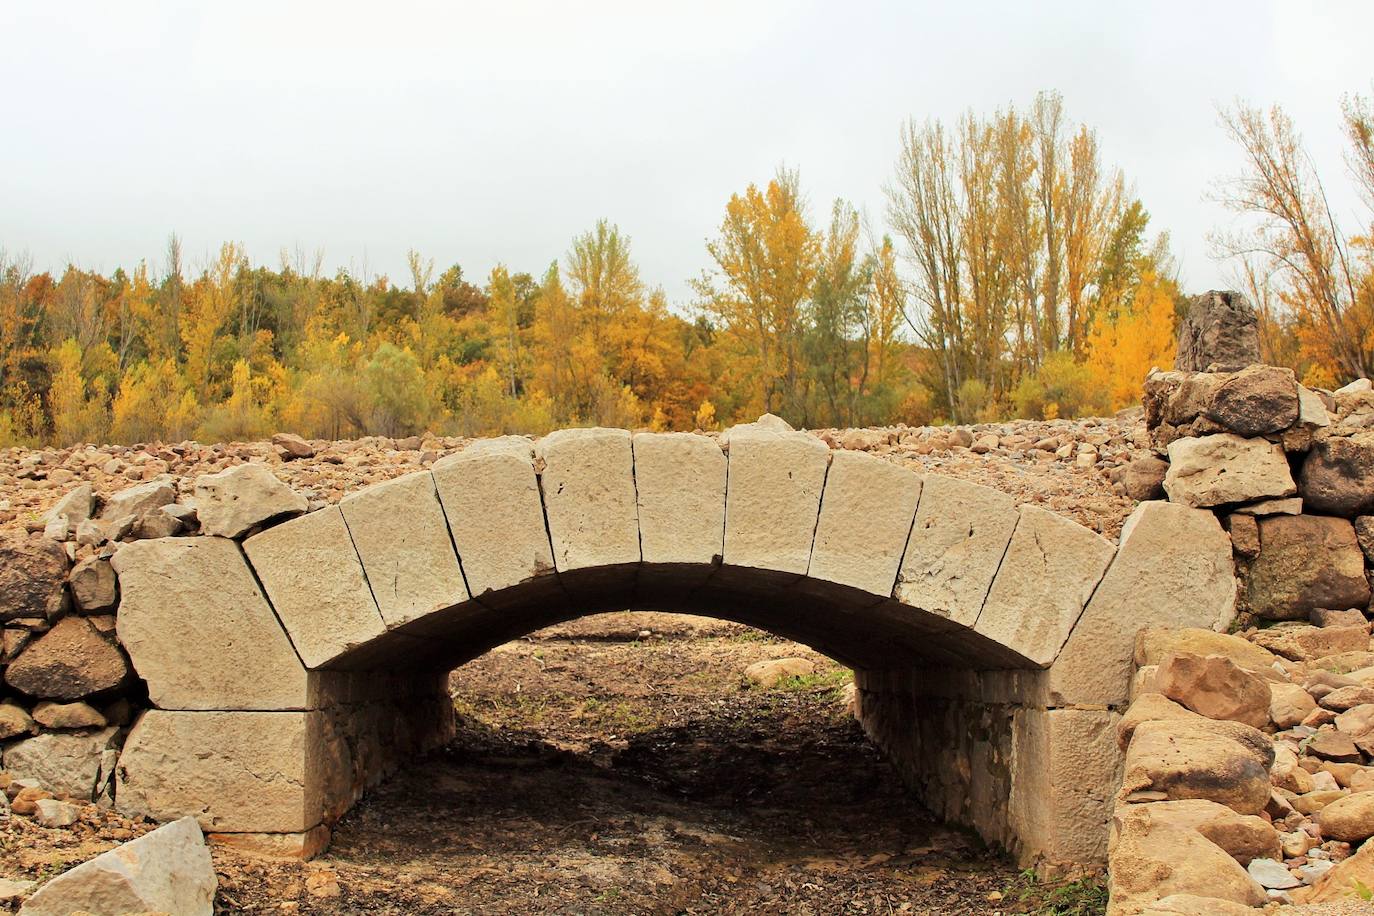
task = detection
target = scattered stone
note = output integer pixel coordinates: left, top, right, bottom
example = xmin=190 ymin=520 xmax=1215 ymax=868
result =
xmin=0 ymin=701 xmax=37 ymax=739
xmin=32 ymin=797 xmax=80 ymax=828
xmin=45 ymin=483 xmax=93 ymax=526
xmin=1119 ymin=720 xmax=1272 ymax=814
xmin=17 ymin=815 xmax=216 ymax=916
xmin=1310 ymin=607 xmax=1369 ymax=629
xmin=1228 ymin=514 xmax=1260 ymax=558
xmin=1156 ymin=652 xmax=1270 ymax=728
xmin=1251 ymin=624 xmax=1370 ymax=661
xmin=193 ymin=463 xmax=308 ymax=538
xmin=0 ymin=879 xmax=34 ymax=905
xmin=272 ymin=432 xmax=315 ymax=459
xmin=1269 ymin=683 xmax=1318 ymax=730
xmin=1232 ymin=497 xmax=1303 ymax=516
xmin=4 ymin=616 xmax=129 ymax=699
xmin=2 ymin=727 xmax=119 ymax=799
xmin=1123 ymin=455 xmax=1168 ymax=501
xmin=1163 ymin=434 xmax=1296 ymax=508
xmin=1246 ymin=857 xmax=1299 ymax=890
xmin=1305 ymin=726 xmax=1363 ymax=763
xmin=1135 ymin=628 xmax=1279 ymax=674
xmin=1316 ymin=791 xmax=1374 ymax=843
xmin=97 ymin=477 xmax=175 ymax=522
xmin=744 ymin=658 xmax=816 ymax=686
xmin=1318 ymin=685 xmax=1374 ymax=711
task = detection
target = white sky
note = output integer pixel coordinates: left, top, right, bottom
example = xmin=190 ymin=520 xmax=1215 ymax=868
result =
xmin=2 ymin=1 xmax=1371 ymax=307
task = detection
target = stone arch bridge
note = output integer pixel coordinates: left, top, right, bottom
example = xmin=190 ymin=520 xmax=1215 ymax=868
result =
xmin=108 ymin=422 xmax=1235 ymax=867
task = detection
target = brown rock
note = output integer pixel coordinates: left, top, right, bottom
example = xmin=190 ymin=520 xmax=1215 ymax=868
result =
xmin=272 ymin=432 xmax=315 ymax=459
xmin=10 ymin=785 xmax=53 ymax=816
xmin=69 ymin=556 xmax=117 ymax=613
xmin=0 ymin=536 xmax=69 ymax=621
xmin=1354 ymin=515 xmax=1374 ymax=563
xmin=1336 ymin=704 xmax=1374 ymax=755
xmin=1156 ymin=652 xmax=1270 ymax=728
xmin=1204 ymin=365 xmax=1300 ymax=437
xmin=32 ymin=700 xmax=106 ymax=729
xmin=1307 ymin=726 xmax=1363 ymax=763
xmin=1252 ymin=624 xmax=1370 ymax=661
xmin=1269 ymin=682 xmax=1318 ymax=729
xmin=1300 ymin=433 xmax=1374 ymax=517
xmin=1117 ymin=694 xmax=1274 ymax=765
xmin=1297 ymin=835 xmax=1374 ymax=902
xmin=1135 ymin=628 xmax=1279 ymax=674
xmin=1246 ymin=515 xmax=1372 ymax=620
xmin=3 ymin=616 xmax=129 ymax=699
xmin=1316 ymin=791 xmax=1374 ymax=843
xmin=1109 ymin=810 xmax=1266 ymax=909
xmin=1228 ymin=514 xmax=1260 ymax=558
xmin=0 ymin=701 xmax=37 ymax=739
xmin=1310 ymin=607 xmax=1370 ymax=629
xmin=1319 ymin=685 xmax=1374 ymax=711
xmin=1124 ymin=456 xmax=1169 ymax=501
xmin=1119 ymin=720 xmax=1272 ymax=814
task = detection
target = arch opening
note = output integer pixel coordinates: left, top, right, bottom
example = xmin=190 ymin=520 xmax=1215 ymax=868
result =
xmin=106 ymin=424 xmax=1236 ymax=872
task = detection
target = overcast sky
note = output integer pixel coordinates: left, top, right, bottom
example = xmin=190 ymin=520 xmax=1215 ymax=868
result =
xmin=2 ymin=1 xmax=1371 ymax=307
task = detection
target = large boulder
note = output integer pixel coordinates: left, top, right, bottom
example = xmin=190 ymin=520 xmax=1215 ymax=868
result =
xmin=193 ymin=463 xmax=307 ymax=538
xmin=1300 ymin=433 xmax=1374 ymax=517
xmin=0 ymin=536 xmax=69 ymax=620
xmin=1111 ymin=798 xmax=1279 ymax=866
xmin=1163 ymin=435 xmax=1296 ymax=508
xmin=1317 ymin=791 xmax=1374 ymax=843
xmin=1245 ymin=515 xmax=1372 ymax=620
xmin=17 ymin=816 xmax=215 ymax=916
xmin=1174 ymin=290 xmax=1261 ymax=373
xmin=1 ymin=726 xmax=119 ymax=799
xmin=4 ymin=616 xmax=129 ymax=699
xmin=1204 ymin=365 xmax=1300 ymax=437
xmin=1119 ymin=719 xmax=1272 ymax=814
xmin=1109 ymin=807 xmax=1267 ymax=910
xmin=1117 ymin=693 xmax=1275 ymax=765
xmin=1156 ymin=653 xmax=1270 ymax=728
xmin=1135 ymin=628 xmax=1279 ymax=675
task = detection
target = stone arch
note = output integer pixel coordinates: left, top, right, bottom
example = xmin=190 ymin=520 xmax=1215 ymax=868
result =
xmin=106 ymin=424 xmax=1235 ymax=868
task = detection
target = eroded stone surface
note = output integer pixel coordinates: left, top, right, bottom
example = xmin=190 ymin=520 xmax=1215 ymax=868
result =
xmin=894 ymin=474 xmax=1018 ymax=626
xmin=722 ymin=426 xmax=830 ymax=576
xmin=244 ymin=506 xmax=386 ymax=669
xmin=1163 ymin=434 xmax=1296 ymax=508
xmin=632 ymin=432 xmax=726 ymax=567
xmin=536 ymin=428 xmax=640 ymax=573
xmin=808 ymin=450 xmax=922 ymax=597
xmin=193 ymin=463 xmax=307 ymax=538
xmin=1246 ymin=514 xmax=1371 ymax=620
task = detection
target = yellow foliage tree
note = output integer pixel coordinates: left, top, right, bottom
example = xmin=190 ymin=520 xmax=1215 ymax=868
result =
xmin=1086 ymin=271 xmax=1177 ymax=410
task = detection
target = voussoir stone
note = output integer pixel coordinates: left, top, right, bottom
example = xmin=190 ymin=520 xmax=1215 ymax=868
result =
xmin=193 ymin=463 xmax=307 ymax=538
xmin=432 ymin=437 xmax=556 ymax=595
xmin=1052 ymin=502 xmax=1236 ymax=706
xmin=1163 ymin=434 xmax=1296 ymax=508
xmin=339 ymin=470 xmax=469 ymax=628
xmin=112 ymin=537 xmax=310 ymax=709
xmin=18 ymin=815 xmax=215 ymax=916
xmin=808 ymin=450 xmax=922 ymax=597
xmin=974 ymin=504 xmax=1115 ymax=667
xmin=894 ymin=474 xmax=1018 ymax=625
xmin=632 ymin=432 xmax=727 ymax=567
xmin=722 ymin=424 xmax=830 ymax=576
xmin=1245 ymin=514 xmax=1371 ymax=620
xmin=536 ymin=428 xmax=640 ymax=572
xmin=0 ymin=536 xmax=69 ymax=621
xmin=4 ymin=616 xmax=128 ymax=700
xmin=244 ymin=506 xmax=387 ymax=669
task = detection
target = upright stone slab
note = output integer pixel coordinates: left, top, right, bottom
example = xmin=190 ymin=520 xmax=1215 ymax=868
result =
xmin=632 ymin=432 xmax=726 ymax=567
xmin=894 ymin=474 xmax=1018 ymax=625
xmin=339 ymin=470 xmax=469 ymax=628
xmin=432 ymin=437 xmax=556 ymax=595
xmin=535 ymin=427 xmax=640 ymax=578
xmin=116 ymin=710 xmax=348 ymax=834
xmin=244 ymin=507 xmax=387 ymax=669
xmin=722 ymin=427 xmax=830 ymax=577
xmin=111 ymin=537 xmax=311 ymax=710
xmin=808 ymin=450 xmax=922 ymax=599
xmin=1049 ymin=501 xmax=1236 ymax=706
xmin=974 ymin=505 xmax=1115 ymax=667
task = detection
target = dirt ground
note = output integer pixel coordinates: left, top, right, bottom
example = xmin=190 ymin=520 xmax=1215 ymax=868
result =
xmin=198 ymin=613 xmax=1102 ymax=915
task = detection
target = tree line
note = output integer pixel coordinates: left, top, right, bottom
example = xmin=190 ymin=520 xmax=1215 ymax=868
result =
xmin=6 ymin=87 xmax=1363 ymax=448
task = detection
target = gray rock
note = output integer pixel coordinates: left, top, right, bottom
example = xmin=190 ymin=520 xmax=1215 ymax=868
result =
xmin=1204 ymin=365 xmax=1300 ymax=437
xmin=69 ymin=556 xmax=117 ymax=612
xmin=17 ymin=816 xmax=215 ymax=916
xmin=97 ymin=477 xmax=175 ymax=522
xmin=32 ymin=798 xmax=79 ymax=828
xmin=1 ymin=727 xmax=119 ymax=800
xmin=1301 ymin=434 xmax=1374 ymax=517
xmin=1175 ymin=290 xmax=1261 ymax=372
xmin=1247 ymin=857 xmax=1300 ymax=890
xmin=1163 ymin=434 xmax=1296 ymax=508
xmin=45 ymin=484 xmax=93 ymax=526
xmin=0 ymin=537 xmax=69 ymax=621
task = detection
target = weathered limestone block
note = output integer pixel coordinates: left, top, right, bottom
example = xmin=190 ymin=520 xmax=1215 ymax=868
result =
xmin=1155 ymin=652 xmax=1270 ymax=729
xmin=244 ymin=507 xmax=387 ymax=669
xmin=632 ymin=432 xmax=726 ymax=567
xmin=1 ymin=727 xmax=119 ymax=799
xmin=112 ymin=537 xmax=311 ymax=709
xmin=18 ymin=816 xmax=215 ymax=916
xmin=535 ymin=428 xmax=640 ymax=572
xmin=0 ymin=536 xmax=68 ymax=620
xmin=975 ymin=505 xmax=1115 ymax=667
xmin=1246 ymin=514 xmax=1371 ymax=620
xmin=339 ymin=470 xmax=468 ymax=628
xmin=722 ymin=426 xmax=830 ymax=576
xmin=894 ymin=474 xmax=1018 ymax=626
xmin=1163 ymin=434 xmax=1296 ymax=508
xmin=4 ymin=616 xmax=128 ymax=699
xmin=1009 ymin=707 xmax=1123 ymax=866
xmin=1050 ymin=502 xmax=1235 ymax=706
xmin=431 ymin=437 xmax=555 ymax=595
xmin=193 ymin=463 xmax=307 ymax=538
xmin=116 ymin=710 xmax=348 ymax=834
xmin=808 ymin=450 xmax=922 ymax=598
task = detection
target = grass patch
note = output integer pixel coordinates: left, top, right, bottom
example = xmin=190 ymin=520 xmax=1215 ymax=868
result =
xmin=1000 ymin=869 xmax=1108 ymax=916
